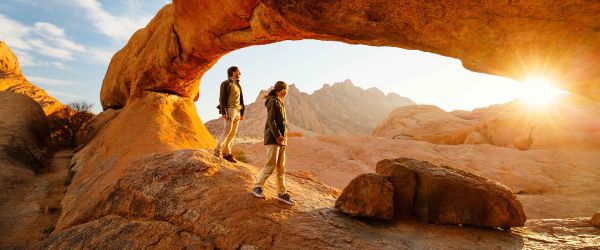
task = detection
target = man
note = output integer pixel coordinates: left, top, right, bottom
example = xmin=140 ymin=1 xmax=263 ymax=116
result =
xmin=215 ymin=66 xmax=245 ymax=163
xmin=251 ymin=81 xmax=295 ymax=206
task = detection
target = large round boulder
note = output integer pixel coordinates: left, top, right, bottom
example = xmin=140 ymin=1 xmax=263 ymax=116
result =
xmin=376 ymin=158 xmax=526 ymax=228
xmin=335 ymin=173 xmax=394 ymax=220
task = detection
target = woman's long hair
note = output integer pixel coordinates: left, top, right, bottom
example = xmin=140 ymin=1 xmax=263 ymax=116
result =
xmin=263 ymin=81 xmax=288 ymax=99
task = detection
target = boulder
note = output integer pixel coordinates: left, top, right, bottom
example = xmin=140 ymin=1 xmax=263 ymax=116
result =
xmin=375 ymin=163 xmax=417 ymax=218
xmin=335 ymin=173 xmax=394 ymax=220
xmin=376 ymin=158 xmax=526 ymax=228
xmin=0 ymin=91 xmax=49 ymax=247
xmin=0 ymin=91 xmax=48 ymax=171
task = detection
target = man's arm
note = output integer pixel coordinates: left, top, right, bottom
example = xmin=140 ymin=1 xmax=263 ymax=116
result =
xmin=219 ymin=81 xmax=229 ymax=118
xmin=239 ymin=82 xmax=245 ymax=117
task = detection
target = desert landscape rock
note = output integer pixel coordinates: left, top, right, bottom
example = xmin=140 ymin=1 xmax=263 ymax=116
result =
xmin=336 ymin=157 xmax=526 ymax=228
xmin=40 ymin=148 xmax=600 ymax=249
xmin=206 ymin=80 xmax=415 ymax=137
xmin=0 ymin=41 xmax=66 ymax=115
xmin=372 ymin=105 xmax=474 ymax=140
xmin=374 ymin=96 xmax=600 ymax=150
xmin=0 ymin=91 xmax=72 ymax=248
xmin=374 ymin=160 xmax=417 ymax=219
xmin=16 ymin=0 xmax=599 ymax=248
xmin=334 ymin=173 xmax=394 ymax=220
xmin=102 ymin=1 xmax=600 ymax=112
xmin=237 ymin=136 xmax=600 ymax=220
xmin=376 ymin=158 xmax=526 ymax=228
xmin=74 ymin=108 xmax=122 ymax=150
xmin=0 ymin=91 xmax=48 ymax=171
xmin=592 ymin=213 xmax=600 ymax=228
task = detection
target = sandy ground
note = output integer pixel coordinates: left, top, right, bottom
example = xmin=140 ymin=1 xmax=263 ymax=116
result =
xmin=0 ymin=150 xmax=72 ymax=248
xmin=236 ymin=135 xmax=600 ymax=219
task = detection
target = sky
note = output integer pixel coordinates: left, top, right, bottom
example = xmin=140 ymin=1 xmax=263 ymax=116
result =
xmin=1 ymin=1 xmax=560 ymax=121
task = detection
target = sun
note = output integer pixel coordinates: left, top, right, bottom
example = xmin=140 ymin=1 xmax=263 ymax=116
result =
xmin=518 ymin=78 xmax=566 ymax=106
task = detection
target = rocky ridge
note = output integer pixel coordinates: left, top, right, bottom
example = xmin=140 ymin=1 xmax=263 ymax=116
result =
xmin=205 ymin=79 xmax=415 ymax=137
xmin=0 ymin=41 xmax=66 ymax=115
xmin=373 ymin=96 xmax=600 ymax=150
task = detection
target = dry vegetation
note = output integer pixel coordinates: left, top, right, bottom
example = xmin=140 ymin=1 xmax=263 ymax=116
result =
xmin=47 ymin=101 xmax=94 ymax=150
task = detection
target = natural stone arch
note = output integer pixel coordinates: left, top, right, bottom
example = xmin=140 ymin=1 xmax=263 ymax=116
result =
xmin=55 ymin=0 xmax=600 ymax=234
xmin=101 ymin=0 xmax=600 ymax=111
xmin=95 ymin=0 xmax=600 ymax=151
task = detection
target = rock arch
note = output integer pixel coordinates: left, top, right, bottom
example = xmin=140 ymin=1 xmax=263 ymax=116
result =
xmin=55 ymin=1 xmax=600 ymax=237
xmin=102 ymin=0 xmax=600 ymax=110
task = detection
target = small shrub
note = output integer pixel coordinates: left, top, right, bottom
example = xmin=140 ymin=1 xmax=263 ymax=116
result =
xmin=48 ymin=101 xmax=94 ymax=149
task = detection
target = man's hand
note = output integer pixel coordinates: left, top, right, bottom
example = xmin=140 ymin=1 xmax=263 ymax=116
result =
xmin=222 ymin=114 xmax=229 ymax=120
xmin=277 ymin=136 xmax=285 ymax=145
xmin=240 ymin=115 xmax=244 ymax=121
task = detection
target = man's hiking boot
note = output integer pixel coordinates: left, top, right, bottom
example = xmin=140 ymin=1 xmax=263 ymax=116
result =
xmin=277 ymin=193 xmax=295 ymax=206
xmin=252 ymin=187 xmax=265 ymax=199
xmin=223 ymin=154 xmax=237 ymax=163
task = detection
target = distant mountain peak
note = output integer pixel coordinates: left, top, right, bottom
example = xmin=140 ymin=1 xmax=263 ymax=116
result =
xmin=206 ymin=79 xmax=416 ymax=136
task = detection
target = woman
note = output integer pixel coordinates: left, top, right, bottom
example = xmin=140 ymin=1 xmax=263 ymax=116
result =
xmin=251 ymin=81 xmax=295 ymax=205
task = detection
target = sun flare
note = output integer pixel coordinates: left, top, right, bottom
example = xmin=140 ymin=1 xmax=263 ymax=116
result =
xmin=518 ymin=78 xmax=566 ymax=107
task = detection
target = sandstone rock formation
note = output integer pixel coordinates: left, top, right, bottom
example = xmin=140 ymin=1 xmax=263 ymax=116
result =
xmin=102 ymin=1 xmax=600 ymax=112
xmin=374 ymin=96 xmax=600 ymax=150
xmin=205 ymin=80 xmax=414 ymax=137
xmin=372 ymin=105 xmax=474 ymax=141
xmin=46 ymin=0 xmax=600 ymax=248
xmin=335 ymin=157 xmax=526 ymax=228
xmin=237 ymin=136 xmax=600 ymax=220
xmin=74 ymin=109 xmax=121 ymax=150
xmin=45 ymin=149 xmax=436 ymax=249
xmin=42 ymin=147 xmax=600 ymax=249
xmin=0 ymin=91 xmax=48 ymax=171
xmin=0 ymin=91 xmax=52 ymax=247
xmin=378 ymin=158 xmax=525 ymax=228
xmin=0 ymin=41 xmax=66 ymax=115
xmin=334 ymin=173 xmax=394 ymax=220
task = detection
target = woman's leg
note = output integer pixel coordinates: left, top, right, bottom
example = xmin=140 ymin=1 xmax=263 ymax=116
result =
xmin=275 ymin=145 xmax=287 ymax=194
xmin=254 ymin=145 xmax=280 ymax=188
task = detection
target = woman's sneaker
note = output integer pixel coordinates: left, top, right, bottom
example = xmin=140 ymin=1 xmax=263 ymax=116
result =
xmin=252 ymin=187 xmax=265 ymax=198
xmin=277 ymin=193 xmax=295 ymax=206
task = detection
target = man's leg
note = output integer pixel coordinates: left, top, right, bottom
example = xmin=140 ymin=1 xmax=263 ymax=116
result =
xmin=224 ymin=110 xmax=240 ymax=156
xmin=216 ymin=115 xmax=233 ymax=156
xmin=222 ymin=108 xmax=240 ymax=156
xmin=275 ymin=145 xmax=287 ymax=195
